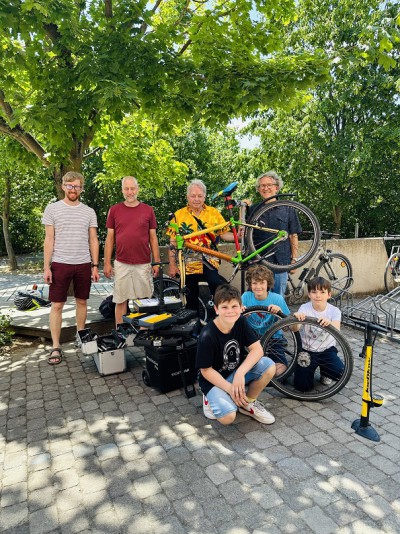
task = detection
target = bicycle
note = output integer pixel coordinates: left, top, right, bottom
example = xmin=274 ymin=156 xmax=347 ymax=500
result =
xmin=285 ymin=231 xmax=353 ymax=305
xmin=167 ymin=181 xmax=321 ymax=312
xmin=225 ymin=305 xmax=353 ymax=401
xmin=383 ymin=235 xmax=400 ymax=293
xmin=153 ymin=270 xmax=354 ymax=401
xmin=249 ymin=310 xmax=354 ymax=401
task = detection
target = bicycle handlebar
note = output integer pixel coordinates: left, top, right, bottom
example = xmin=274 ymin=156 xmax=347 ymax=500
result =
xmin=383 ymin=234 xmax=400 ymax=241
xmin=321 ymin=231 xmax=340 ymax=239
xmin=347 ymin=316 xmax=388 ymax=334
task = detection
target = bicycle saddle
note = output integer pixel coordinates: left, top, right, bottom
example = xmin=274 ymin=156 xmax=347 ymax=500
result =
xmin=212 ymin=181 xmax=238 ymax=199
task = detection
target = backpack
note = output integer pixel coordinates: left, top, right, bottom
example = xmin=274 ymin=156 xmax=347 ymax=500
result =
xmin=14 ymin=291 xmax=50 ymax=311
xmin=99 ymin=295 xmax=131 ymax=319
xmin=99 ymin=295 xmax=115 ymax=319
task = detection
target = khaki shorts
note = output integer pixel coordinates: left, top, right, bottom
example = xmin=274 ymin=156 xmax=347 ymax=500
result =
xmin=113 ymin=260 xmax=154 ymax=304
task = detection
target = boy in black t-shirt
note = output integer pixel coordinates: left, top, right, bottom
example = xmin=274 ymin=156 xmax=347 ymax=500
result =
xmin=196 ymin=284 xmax=276 ymax=425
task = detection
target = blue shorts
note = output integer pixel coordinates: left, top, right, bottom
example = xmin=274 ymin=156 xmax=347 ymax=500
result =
xmin=205 ymin=357 xmax=275 ymax=419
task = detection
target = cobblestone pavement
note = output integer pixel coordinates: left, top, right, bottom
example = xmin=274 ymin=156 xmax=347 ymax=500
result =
xmin=1 ymin=324 xmax=399 ymax=534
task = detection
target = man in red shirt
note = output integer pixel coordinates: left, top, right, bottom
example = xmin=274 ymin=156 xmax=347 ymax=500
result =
xmin=104 ymin=176 xmax=161 ymax=324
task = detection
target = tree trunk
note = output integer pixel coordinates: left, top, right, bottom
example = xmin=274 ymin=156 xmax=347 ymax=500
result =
xmin=333 ymin=205 xmax=342 ymax=234
xmin=1 ymin=173 xmax=18 ymax=270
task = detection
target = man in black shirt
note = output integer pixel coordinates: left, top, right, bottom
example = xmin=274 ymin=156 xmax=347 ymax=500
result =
xmin=247 ymin=171 xmax=301 ymax=297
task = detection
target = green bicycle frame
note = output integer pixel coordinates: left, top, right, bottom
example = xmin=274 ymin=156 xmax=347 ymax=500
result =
xmin=168 ymin=219 xmax=287 ymax=265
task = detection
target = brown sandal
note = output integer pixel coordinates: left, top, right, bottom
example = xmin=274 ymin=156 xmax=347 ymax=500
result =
xmin=48 ymin=348 xmax=63 ymax=365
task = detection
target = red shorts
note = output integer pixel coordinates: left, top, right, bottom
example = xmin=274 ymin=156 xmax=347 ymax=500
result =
xmin=49 ymin=262 xmax=92 ymax=302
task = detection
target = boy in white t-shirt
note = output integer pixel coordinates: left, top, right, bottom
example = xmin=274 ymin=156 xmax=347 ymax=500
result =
xmin=293 ymin=277 xmax=344 ymax=391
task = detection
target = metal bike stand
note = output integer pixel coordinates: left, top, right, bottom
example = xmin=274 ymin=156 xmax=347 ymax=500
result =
xmin=346 ymin=318 xmax=386 ymax=442
xmin=342 ymin=287 xmax=400 ymax=342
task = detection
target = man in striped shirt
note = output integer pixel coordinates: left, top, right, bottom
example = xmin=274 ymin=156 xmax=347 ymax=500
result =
xmin=42 ymin=171 xmax=100 ymax=365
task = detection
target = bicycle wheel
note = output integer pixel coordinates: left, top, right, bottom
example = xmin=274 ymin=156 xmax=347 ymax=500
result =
xmin=241 ymin=306 xmax=283 ymax=338
xmin=152 ymin=276 xmax=180 ymax=298
xmin=261 ymin=316 xmax=353 ymax=401
xmin=384 ymin=253 xmax=400 ymax=293
xmin=246 ymin=199 xmax=321 ymax=272
xmin=316 ymin=253 xmax=353 ymax=301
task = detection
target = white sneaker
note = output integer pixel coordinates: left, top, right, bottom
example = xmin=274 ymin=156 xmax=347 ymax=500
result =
xmin=203 ymin=395 xmax=216 ymax=420
xmin=74 ymin=332 xmax=81 ymax=349
xmin=320 ymin=375 xmax=333 ymax=386
xmin=239 ymin=400 xmax=275 ymax=424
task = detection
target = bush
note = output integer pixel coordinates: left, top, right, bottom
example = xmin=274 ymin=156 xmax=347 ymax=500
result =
xmin=0 ymin=313 xmax=14 ymax=349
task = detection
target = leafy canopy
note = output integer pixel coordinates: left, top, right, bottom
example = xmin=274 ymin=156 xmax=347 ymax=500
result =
xmin=0 ymin=0 xmax=329 ymax=178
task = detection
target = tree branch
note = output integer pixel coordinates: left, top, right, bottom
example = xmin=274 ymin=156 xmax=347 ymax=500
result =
xmin=0 ymin=90 xmax=13 ymax=122
xmin=141 ymin=0 xmax=163 ymax=34
xmin=179 ymin=39 xmax=192 ymax=55
xmin=84 ymin=146 xmax=102 ymax=159
xmin=0 ymin=117 xmax=50 ymax=167
xmin=105 ymin=0 xmax=113 ymax=18
xmin=43 ymin=22 xmax=73 ymax=66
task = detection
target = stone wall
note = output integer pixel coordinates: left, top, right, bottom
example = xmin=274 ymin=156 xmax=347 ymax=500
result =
xmin=160 ymin=237 xmax=389 ymax=296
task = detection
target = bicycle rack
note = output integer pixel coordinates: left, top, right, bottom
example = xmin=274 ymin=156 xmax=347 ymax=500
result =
xmin=341 ymin=287 xmax=400 ymax=342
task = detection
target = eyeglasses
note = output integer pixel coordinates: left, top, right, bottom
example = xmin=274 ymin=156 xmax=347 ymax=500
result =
xmin=64 ymin=184 xmax=83 ymax=191
xmin=259 ymin=182 xmax=278 ymax=189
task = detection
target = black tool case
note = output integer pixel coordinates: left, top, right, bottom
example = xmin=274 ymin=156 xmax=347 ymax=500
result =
xmin=142 ymin=338 xmax=197 ymax=397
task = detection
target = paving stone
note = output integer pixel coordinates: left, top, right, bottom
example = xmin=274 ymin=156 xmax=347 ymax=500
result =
xmin=160 ymin=477 xmax=193 ymax=500
xmin=28 ymin=504 xmax=59 ymax=534
xmin=276 ymin=457 xmax=314 ymax=480
xmin=0 ymin=481 xmax=28 ymax=508
xmin=357 ymin=494 xmax=394 ymax=521
xmin=112 ymin=493 xmax=142 ymax=521
xmin=133 ymin=474 xmax=162 ymax=499
xmin=0 ymin=324 xmax=399 ymax=533
xmin=0 ymin=501 xmax=29 ymax=530
xmin=234 ymin=465 xmax=264 ymax=486
xmin=299 ymin=505 xmax=339 ymax=533
xmin=59 ymin=508 xmax=90 ymax=534
xmin=205 ymin=463 xmax=234 ymax=485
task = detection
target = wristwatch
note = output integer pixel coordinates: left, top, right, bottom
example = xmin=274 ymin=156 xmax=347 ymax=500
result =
xmin=91 ymin=264 xmax=99 ymax=267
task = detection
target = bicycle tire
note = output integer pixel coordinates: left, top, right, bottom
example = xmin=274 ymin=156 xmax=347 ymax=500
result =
xmin=384 ymin=253 xmax=400 ymax=293
xmin=153 ymin=277 xmax=209 ymax=323
xmin=241 ymin=306 xmax=282 ymax=338
xmin=152 ymin=275 xmax=181 ymax=297
xmin=246 ymin=199 xmax=321 ymax=272
xmin=261 ymin=316 xmax=353 ymax=401
xmin=316 ymin=253 xmax=353 ymax=302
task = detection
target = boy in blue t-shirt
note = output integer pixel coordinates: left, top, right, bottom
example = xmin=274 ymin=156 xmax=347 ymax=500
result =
xmin=242 ymin=265 xmax=290 ymax=375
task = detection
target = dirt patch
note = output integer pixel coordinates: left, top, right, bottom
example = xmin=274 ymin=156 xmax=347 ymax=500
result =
xmin=0 ymin=335 xmax=45 ymax=361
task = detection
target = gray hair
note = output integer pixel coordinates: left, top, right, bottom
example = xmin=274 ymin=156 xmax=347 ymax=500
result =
xmin=187 ymin=179 xmax=207 ymax=197
xmin=255 ymin=171 xmax=283 ymax=190
xmin=121 ymin=176 xmax=138 ymax=188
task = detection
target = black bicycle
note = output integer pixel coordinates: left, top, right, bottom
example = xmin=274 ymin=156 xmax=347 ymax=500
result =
xmin=383 ymin=243 xmax=400 ymax=293
xmin=241 ymin=308 xmax=354 ymax=401
xmin=285 ymin=232 xmax=353 ymax=305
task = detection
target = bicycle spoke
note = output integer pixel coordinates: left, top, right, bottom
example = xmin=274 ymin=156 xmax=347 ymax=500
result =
xmin=246 ymin=200 xmax=321 ymax=272
xmin=262 ymin=316 xmax=353 ymax=401
xmin=384 ymin=254 xmax=400 ymax=293
xmin=316 ymin=253 xmax=353 ymax=302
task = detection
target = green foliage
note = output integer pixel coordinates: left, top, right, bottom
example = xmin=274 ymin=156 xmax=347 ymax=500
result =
xmin=0 ymin=313 xmax=13 ymax=348
xmin=244 ymin=0 xmax=400 ymax=237
xmin=0 ymin=0 xmax=330 ymax=174
xmin=0 ymin=137 xmax=54 ymax=254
